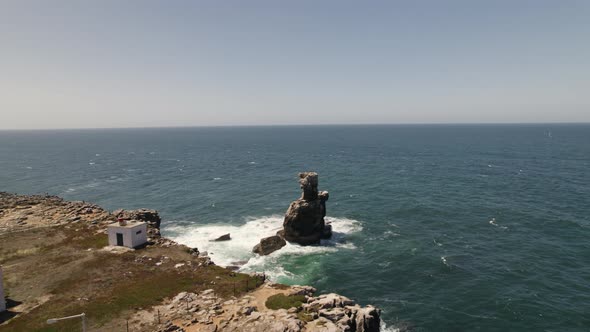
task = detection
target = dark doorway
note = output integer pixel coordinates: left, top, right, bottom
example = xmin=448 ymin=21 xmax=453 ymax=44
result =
xmin=116 ymin=233 xmax=124 ymax=246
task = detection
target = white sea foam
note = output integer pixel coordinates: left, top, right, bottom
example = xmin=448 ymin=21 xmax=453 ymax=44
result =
xmin=489 ymin=217 xmax=508 ymax=230
xmin=164 ymin=215 xmax=362 ymax=281
xmin=378 ymin=261 xmax=391 ymax=268
xmin=105 ymin=176 xmax=125 ymax=183
xmin=380 ymin=321 xmax=403 ymax=332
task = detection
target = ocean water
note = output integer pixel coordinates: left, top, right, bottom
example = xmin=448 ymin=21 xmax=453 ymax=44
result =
xmin=1 ymin=124 xmax=589 ymax=331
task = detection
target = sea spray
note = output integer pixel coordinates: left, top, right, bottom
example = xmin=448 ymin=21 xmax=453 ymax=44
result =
xmin=164 ymin=215 xmax=363 ymax=283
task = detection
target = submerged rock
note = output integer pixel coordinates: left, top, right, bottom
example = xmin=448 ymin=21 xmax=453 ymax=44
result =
xmin=282 ymin=172 xmax=331 ymax=245
xmin=253 ymin=235 xmax=286 ymax=255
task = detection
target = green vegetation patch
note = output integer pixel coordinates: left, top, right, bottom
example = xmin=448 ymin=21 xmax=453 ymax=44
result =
xmin=297 ymin=311 xmax=315 ymax=322
xmin=265 ymin=293 xmax=307 ymax=310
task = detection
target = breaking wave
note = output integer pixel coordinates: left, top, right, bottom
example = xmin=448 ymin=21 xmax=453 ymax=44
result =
xmin=164 ymin=215 xmax=362 ymax=283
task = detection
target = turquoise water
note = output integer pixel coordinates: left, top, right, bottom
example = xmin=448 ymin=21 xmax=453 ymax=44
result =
xmin=1 ymin=124 xmax=589 ymax=331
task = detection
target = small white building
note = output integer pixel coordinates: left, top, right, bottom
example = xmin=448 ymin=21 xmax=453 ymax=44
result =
xmin=0 ymin=265 xmax=6 ymax=312
xmin=107 ymin=221 xmax=148 ymax=248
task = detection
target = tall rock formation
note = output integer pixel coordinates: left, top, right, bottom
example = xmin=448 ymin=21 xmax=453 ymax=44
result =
xmin=253 ymin=172 xmax=333 ymax=255
xmin=280 ymin=172 xmax=332 ymax=245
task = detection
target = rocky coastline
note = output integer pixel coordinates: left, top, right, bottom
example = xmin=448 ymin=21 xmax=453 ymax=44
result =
xmin=0 ymin=191 xmax=382 ymax=331
xmin=148 ymin=284 xmax=381 ymax=332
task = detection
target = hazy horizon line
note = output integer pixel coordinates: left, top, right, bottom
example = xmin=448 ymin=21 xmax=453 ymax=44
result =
xmin=1 ymin=121 xmax=589 ymax=131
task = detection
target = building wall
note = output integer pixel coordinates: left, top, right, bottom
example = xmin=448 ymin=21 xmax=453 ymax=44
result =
xmin=131 ymin=223 xmax=148 ymax=248
xmin=108 ymin=226 xmax=128 ymax=247
xmin=0 ymin=266 xmax=6 ymax=312
xmin=108 ymin=223 xmax=147 ymax=248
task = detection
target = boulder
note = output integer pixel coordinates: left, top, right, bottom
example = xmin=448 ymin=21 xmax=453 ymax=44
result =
xmin=288 ymin=285 xmax=316 ymax=296
xmin=354 ymin=306 xmax=381 ymax=332
xmin=241 ymin=306 xmax=257 ymax=315
xmin=282 ymin=172 xmax=331 ymax=245
xmin=253 ymin=235 xmax=286 ymax=255
xmin=319 ymin=308 xmax=347 ymax=322
xmin=212 ymin=233 xmax=231 ymax=242
xmin=304 ymin=293 xmax=355 ymax=310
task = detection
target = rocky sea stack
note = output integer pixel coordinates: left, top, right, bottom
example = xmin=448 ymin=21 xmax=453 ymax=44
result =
xmin=253 ymin=172 xmax=332 ymax=256
xmin=280 ymin=171 xmax=332 ymax=245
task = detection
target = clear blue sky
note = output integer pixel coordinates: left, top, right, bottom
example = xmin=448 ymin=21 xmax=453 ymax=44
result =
xmin=1 ymin=1 xmax=589 ymax=129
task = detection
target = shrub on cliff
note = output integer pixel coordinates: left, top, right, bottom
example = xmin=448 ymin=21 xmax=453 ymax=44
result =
xmin=265 ymin=294 xmax=307 ymax=310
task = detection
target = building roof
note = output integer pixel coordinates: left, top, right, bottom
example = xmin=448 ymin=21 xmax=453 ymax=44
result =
xmin=107 ymin=220 xmax=146 ymax=229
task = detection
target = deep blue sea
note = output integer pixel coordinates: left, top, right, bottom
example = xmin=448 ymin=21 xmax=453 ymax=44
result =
xmin=1 ymin=124 xmax=589 ymax=331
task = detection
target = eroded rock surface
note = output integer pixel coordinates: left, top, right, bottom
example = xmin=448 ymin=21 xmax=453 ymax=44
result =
xmin=212 ymin=233 xmax=231 ymax=242
xmin=253 ymin=235 xmax=286 ymax=255
xmin=145 ymin=283 xmax=381 ymax=332
xmin=282 ymin=172 xmax=332 ymax=245
xmin=0 ymin=192 xmax=114 ymax=232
